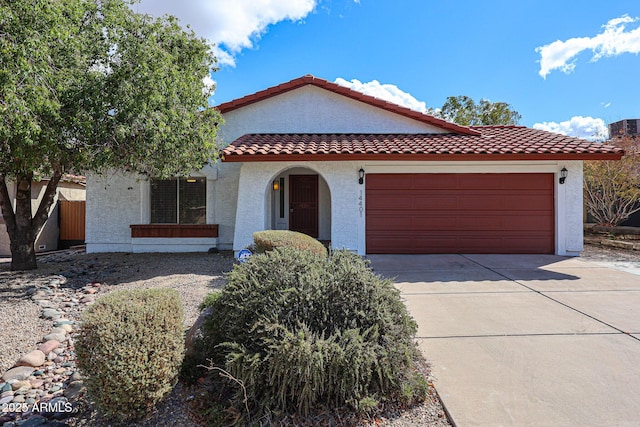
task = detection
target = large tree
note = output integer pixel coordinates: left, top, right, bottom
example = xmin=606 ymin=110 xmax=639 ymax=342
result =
xmin=0 ymin=0 xmax=221 ymax=270
xmin=428 ymin=95 xmax=522 ymax=126
xmin=584 ymin=135 xmax=640 ymax=226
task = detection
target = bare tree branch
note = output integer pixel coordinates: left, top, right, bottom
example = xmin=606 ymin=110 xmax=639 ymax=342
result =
xmin=584 ymin=135 xmax=640 ymax=226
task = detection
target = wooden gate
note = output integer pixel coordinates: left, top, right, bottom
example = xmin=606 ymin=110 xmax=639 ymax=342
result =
xmin=59 ymin=200 xmax=86 ymax=242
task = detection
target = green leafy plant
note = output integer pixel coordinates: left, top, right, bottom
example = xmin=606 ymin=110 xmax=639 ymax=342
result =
xmin=76 ymin=288 xmax=185 ymax=421
xmin=0 ymin=0 xmax=220 ymax=270
xmin=251 ymin=230 xmax=327 ymax=258
xmin=200 ymin=247 xmax=427 ymax=424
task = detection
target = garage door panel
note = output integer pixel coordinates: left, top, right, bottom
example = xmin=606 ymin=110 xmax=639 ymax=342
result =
xmin=366 ymin=173 xmax=554 ymax=254
xmin=367 ymin=194 xmax=413 ymax=209
xmin=412 ymin=196 xmax=458 ymax=209
xmin=456 ymin=195 xmax=552 ymax=211
xmin=366 ymin=175 xmax=413 ymax=189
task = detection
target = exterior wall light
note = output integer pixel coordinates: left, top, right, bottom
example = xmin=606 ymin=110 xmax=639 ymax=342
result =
xmin=358 ymin=168 xmax=365 ymax=185
xmin=559 ymin=167 xmax=568 ymax=184
xmin=272 ymin=180 xmax=279 ymax=191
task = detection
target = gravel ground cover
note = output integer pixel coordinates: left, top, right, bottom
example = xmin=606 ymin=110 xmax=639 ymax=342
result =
xmin=1 ymin=243 xmax=636 ymax=426
xmin=0 ymin=250 xmax=450 ymax=426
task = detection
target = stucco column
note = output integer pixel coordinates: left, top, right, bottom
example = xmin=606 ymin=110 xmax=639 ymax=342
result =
xmin=563 ymin=161 xmax=584 ymax=256
xmin=231 ymin=163 xmax=269 ymax=252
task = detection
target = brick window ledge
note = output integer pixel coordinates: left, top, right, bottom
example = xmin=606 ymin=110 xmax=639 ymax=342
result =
xmin=130 ymin=224 xmax=218 ymax=238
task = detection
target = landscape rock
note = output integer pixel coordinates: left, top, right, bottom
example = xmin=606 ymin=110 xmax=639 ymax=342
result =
xmin=11 ymin=380 xmax=31 ymax=391
xmin=58 ymin=324 xmax=73 ymax=333
xmin=63 ymin=381 xmax=85 ymax=399
xmin=43 ymin=333 xmax=66 ymax=343
xmin=2 ymin=366 xmax=35 ymax=382
xmin=36 ymin=300 xmax=55 ymax=308
xmin=16 ymin=350 xmax=46 ymax=368
xmin=38 ymin=340 xmax=60 ymax=356
xmin=41 ymin=309 xmax=62 ymax=320
xmin=49 ymin=328 xmax=68 ymax=337
xmin=20 ymin=415 xmax=48 ymax=426
xmin=30 ymin=379 xmax=44 ymax=389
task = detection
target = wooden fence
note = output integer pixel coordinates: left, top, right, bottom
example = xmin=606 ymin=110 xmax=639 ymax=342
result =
xmin=59 ymin=200 xmax=85 ymax=241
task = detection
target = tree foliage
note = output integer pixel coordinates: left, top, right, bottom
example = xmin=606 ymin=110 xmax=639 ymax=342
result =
xmin=0 ymin=0 xmax=221 ymax=269
xmin=428 ymin=95 xmax=522 ymax=126
xmin=584 ymin=135 xmax=640 ymax=226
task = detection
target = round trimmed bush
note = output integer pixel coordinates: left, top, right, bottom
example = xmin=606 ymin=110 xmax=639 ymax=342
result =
xmin=252 ymin=229 xmax=327 ymax=257
xmin=76 ymin=288 xmax=184 ymax=420
xmin=202 ymin=248 xmax=427 ymax=422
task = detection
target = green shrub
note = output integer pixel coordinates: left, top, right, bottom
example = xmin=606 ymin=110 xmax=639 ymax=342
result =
xmin=201 ymin=248 xmax=426 ymax=423
xmin=76 ymin=288 xmax=185 ymax=421
xmin=252 ymin=230 xmax=327 ymax=257
xmin=199 ymin=290 xmax=222 ymax=311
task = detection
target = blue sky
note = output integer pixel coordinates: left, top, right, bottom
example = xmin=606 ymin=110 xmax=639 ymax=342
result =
xmin=137 ymin=0 xmax=640 ymax=139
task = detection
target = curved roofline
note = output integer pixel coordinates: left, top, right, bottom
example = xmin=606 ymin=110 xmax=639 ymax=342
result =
xmin=215 ymin=75 xmax=481 ymax=136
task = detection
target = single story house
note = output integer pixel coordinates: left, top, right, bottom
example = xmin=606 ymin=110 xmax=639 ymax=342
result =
xmin=1 ymin=175 xmax=86 ymax=256
xmin=85 ymin=75 xmax=622 ymax=256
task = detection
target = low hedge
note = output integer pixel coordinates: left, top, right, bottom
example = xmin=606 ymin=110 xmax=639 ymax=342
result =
xmin=252 ymin=230 xmax=327 ymax=257
xmin=76 ymin=288 xmax=184 ymax=421
xmin=200 ymin=247 xmax=427 ymax=423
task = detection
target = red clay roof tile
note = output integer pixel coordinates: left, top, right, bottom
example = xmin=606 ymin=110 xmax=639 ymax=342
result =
xmin=221 ymin=128 xmax=623 ymax=162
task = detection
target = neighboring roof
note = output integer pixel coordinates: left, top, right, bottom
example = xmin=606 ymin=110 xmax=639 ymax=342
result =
xmin=61 ymin=174 xmax=86 ymax=186
xmin=216 ymin=75 xmax=480 ymax=136
xmin=31 ymin=173 xmax=86 ymax=186
xmin=221 ymin=127 xmax=624 ymax=162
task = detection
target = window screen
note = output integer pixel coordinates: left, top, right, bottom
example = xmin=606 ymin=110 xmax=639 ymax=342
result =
xmin=151 ymin=179 xmax=177 ymax=223
xmin=150 ymin=178 xmax=206 ymax=224
xmin=179 ymin=178 xmax=206 ymax=224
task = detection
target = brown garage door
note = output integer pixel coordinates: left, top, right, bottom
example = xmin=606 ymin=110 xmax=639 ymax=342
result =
xmin=366 ymin=173 xmax=554 ymax=254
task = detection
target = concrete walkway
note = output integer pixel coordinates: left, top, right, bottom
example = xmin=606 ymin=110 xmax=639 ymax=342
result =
xmin=368 ymin=254 xmax=640 ymax=427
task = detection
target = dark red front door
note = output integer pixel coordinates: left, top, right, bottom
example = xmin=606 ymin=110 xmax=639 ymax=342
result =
xmin=289 ymin=175 xmax=319 ymax=237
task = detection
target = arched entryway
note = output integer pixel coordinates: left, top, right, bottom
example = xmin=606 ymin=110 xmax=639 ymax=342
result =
xmin=267 ymin=167 xmax=332 ymax=243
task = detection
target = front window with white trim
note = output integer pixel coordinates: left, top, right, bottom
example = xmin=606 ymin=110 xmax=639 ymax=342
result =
xmin=150 ymin=178 xmax=206 ymax=224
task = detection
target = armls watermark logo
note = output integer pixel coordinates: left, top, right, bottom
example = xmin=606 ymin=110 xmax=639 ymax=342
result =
xmin=2 ymin=400 xmax=74 ymax=414
xmin=32 ymin=400 xmax=74 ymax=413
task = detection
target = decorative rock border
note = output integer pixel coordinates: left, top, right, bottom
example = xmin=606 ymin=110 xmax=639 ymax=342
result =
xmin=0 ymin=276 xmax=103 ymax=426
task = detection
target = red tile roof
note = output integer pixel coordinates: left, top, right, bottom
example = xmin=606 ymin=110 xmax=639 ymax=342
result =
xmin=221 ymin=127 xmax=623 ymax=162
xmin=216 ymin=75 xmax=480 ymax=136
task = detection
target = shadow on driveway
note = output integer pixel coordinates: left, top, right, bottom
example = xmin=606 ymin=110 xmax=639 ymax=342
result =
xmin=368 ymin=253 xmax=640 ymax=427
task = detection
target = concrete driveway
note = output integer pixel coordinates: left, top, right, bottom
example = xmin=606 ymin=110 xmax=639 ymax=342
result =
xmin=368 ymin=254 xmax=640 ymax=427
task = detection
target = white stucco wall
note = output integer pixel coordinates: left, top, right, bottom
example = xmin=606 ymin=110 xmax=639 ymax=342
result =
xmin=267 ymin=167 xmax=331 ymax=241
xmin=217 ymin=85 xmax=446 ymax=146
xmin=231 ymin=160 xmax=584 ymax=256
xmin=86 ymin=170 xmax=219 ymax=253
xmin=217 ymin=84 xmax=450 ymax=253
xmin=84 ymin=83 xmax=587 ymax=256
xmin=86 ymin=172 xmax=143 ymax=252
xmin=232 ymin=161 xmax=361 ymax=253
xmin=559 ymin=161 xmax=584 ymax=256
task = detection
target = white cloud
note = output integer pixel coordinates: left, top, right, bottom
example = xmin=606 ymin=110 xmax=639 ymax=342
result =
xmin=601 ymin=101 xmax=611 ymax=108
xmin=135 ymin=0 xmax=317 ymax=67
xmin=334 ymin=78 xmax=427 ymax=113
xmin=533 ymin=116 xmax=609 ymax=140
xmin=202 ymin=74 xmax=216 ymax=97
xmin=536 ymin=14 xmax=640 ymax=78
